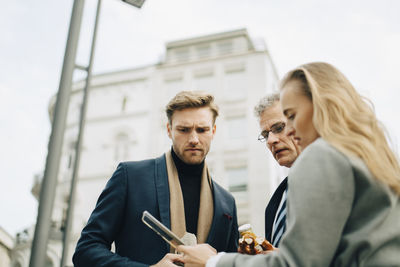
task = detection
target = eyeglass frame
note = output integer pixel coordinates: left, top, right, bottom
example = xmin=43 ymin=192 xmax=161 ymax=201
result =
xmin=258 ymin=121 xmax=286 ymax=142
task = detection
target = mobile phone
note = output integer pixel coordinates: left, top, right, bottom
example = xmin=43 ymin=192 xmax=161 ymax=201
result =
xmin=141 ymin=211 xmax=185 ymax=249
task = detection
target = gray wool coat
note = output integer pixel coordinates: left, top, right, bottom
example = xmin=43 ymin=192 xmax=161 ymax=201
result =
xmin=217 ymin=138 xmax=400 ymax=267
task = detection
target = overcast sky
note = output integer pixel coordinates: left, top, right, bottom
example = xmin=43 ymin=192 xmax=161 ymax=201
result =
xmin=1 ymin=0 xmax=399 ymax=236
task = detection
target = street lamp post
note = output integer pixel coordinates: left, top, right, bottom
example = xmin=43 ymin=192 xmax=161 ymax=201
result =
xmin=58 ymin=1 xmax=146 ymax=266
xmin=59 ymin=0 xmax=102 ymax=266
xmin=29 ymin=1 xmax=86 ymax=267
xmin=122 ymin=0 xmax=146 ymax=8
xmin=29 ymin=0 xmax=146 ymax=266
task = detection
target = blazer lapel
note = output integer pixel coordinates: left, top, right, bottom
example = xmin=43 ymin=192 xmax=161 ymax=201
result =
xmin=155 ymin=154 xmax=171 ymax=229
xmin=265 ymin=177 xmax=288 ymax=241
xmin=206 ymin=180 xmax=233 ymax=247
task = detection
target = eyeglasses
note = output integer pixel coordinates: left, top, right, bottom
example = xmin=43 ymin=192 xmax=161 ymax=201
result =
xmin=258 ymin=122 xmax=286 ymax=142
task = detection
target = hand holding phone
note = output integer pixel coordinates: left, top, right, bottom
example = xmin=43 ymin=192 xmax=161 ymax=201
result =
xmin=141 ymin=211 xmax=185 ymax=249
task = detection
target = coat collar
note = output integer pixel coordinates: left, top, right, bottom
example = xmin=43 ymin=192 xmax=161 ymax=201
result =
xmin=155 ymin=154 xmax=233 ymax=247
xmin=206 ymin=180 xmax=233 ymax=244
xmin=155 ymin=154 xmax=171 ymax=229
xmin=265 ymin=176 xmax=288 ymax=240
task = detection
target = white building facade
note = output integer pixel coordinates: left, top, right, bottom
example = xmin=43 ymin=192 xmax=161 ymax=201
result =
xmin=0 ymin=226 xmax=13 ymax=267
xmin=13 ymin=28 xmax=284 ymax=267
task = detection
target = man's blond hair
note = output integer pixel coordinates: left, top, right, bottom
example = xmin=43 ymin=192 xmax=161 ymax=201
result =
xmin=166 ymin=91 xmax=219 ymax=125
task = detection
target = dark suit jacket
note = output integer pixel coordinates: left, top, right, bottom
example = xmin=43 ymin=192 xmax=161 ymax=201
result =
xmin=264 ymin=177 xmax=287 ymax=243
xmin=73 ymin=154 xmax=239 ymax=267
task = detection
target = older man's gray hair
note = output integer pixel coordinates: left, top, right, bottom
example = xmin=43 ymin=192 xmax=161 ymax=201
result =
xmin=254 ymin=92 xmax=280 ymax=119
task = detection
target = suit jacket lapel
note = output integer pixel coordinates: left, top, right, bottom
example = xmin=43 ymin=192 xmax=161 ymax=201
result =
xmin=196 ymin=164 xmax=214 ymax=244
xmin=265 ymin=177 xmax=288 ymax=241
xmin=206 ymin=180 xmax=232 ymax=245
xmin=155 ymin=154 xmax=171 ymax=229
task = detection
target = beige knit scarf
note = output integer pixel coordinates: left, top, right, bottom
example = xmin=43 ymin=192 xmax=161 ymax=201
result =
xmin=165 ymin=150 xmax=214 ymax=246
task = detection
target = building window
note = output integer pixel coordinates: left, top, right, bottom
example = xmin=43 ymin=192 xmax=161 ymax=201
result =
xmin=227 ymin=167 xmax=247 ymax=192
xmin=67 ymin=141 xmax=77 ymax=169
xmin=226 ymin=166 xmax=249 ymax=224
xmin=224 ymin=69 xmax=246 ymax=101
xmin=114 ymin=133 xmax=130 ymax=161
xmin=232 ymin=191 xmax=249 ymax=208
xmin=218 ymin=41 xmax=233 ymax=55
xmin=165 ymin=79 xmax=184 ymax=99
xmin=226 ymin=116 xmax=247 ymax=140
xmin=174 ymin=48 xmax=190 ymax=63
xmin=196 ymin=44 xmax=211 ymax=59
xmin=74 ymin=101 xmax=82 ymax=121
xmin=194 ymin=75 xmax=215 ymax=93
xmin=121 ymin=95 xmax=128 ymax=112
xmin=226 ymin=167 xmax=248 ymax=206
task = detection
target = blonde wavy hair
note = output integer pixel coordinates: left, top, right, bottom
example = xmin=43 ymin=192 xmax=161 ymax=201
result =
xmin=281 ymin=62 xmax=400 ymax=195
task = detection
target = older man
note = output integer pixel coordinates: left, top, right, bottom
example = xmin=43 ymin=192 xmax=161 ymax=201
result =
xmin=254 ymin=93 xmax=300 ymax=247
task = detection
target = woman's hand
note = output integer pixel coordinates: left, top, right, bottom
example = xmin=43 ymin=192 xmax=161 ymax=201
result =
xmin=177 ymin=244 xmax=217 ymax=267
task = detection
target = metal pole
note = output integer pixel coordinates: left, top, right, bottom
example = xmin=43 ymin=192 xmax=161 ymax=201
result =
xmin=59 ymin=0 xmax=102 ymax=266
xmin=29 ymin=1 xmax=85 ymax=266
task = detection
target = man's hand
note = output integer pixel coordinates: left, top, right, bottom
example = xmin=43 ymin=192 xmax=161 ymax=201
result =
xmin=177 ymin=244 xmax=217 ymax=267
xmin=151 ymin=253 xmax=184 ymax=267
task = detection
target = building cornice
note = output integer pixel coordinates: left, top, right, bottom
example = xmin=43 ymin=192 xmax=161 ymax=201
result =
xmin=166 ymin=28 xmax=252 ymax=49
xmin=0 ymin=226 xmax=14 ymax=249
xmin=157 ymin=50 xmax=268 ymax=69
xmin=65 ymin=110 xmax=149 ymax=129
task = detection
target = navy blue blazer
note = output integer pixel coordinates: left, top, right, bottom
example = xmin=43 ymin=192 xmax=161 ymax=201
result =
xmin=264 ymin=177 xmax=287 ymax=243
xmin=73 ymin=154 xmax=239 ymax=267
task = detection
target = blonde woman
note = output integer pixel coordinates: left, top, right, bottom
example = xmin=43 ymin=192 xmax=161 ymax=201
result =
xmin=178 ymin=62 xmax=400 ymax=266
